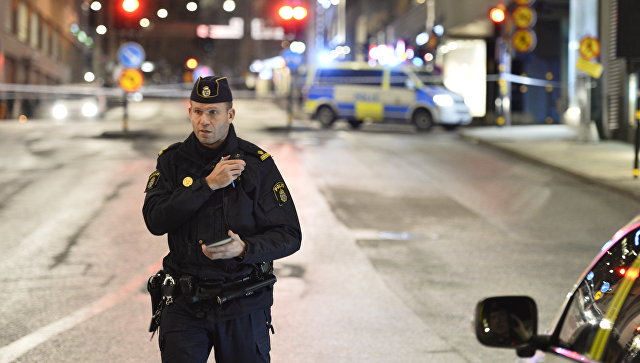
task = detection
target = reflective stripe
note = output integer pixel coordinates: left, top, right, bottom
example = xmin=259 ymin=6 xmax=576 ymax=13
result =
xmin=588 ymin=256 xmax=640 ymax=360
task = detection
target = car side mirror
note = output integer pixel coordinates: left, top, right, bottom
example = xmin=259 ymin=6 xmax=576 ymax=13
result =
xmin=475 ymin=296 xmax=538 ymax=349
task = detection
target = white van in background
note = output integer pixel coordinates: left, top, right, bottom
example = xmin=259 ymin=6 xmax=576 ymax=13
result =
xmin=303 ymin=62 xmax=472 ymax=131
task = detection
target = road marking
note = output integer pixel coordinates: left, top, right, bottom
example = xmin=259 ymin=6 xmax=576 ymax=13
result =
xmin=0 ymin=261 xmax=162 ymax=362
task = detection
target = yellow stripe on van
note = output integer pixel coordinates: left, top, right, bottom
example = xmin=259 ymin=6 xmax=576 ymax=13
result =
xmin=355 ymin=102 xmax=383 ymax=120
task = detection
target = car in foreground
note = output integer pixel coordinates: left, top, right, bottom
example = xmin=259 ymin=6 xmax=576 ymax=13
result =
xmin=475 ymin=215 xmax=640 ymax=362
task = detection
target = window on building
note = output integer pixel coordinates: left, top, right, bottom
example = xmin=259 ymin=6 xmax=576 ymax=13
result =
xmin=17 ymin=1 xmax=28 ymax=43
xmin=41 ymin=23 xmax=49 ymax=55
xmin=30 ymin=11 xmax=39 ymax=49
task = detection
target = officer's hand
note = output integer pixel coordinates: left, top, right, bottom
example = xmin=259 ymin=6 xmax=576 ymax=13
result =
xmin=205 ymin=155 xmax=246 ymax=190
xmin=201 ymin=230 xmax=247 ymax=260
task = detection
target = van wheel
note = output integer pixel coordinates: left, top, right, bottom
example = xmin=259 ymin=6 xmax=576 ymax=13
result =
xmin=347 ymin=120 xmax=363 ymax=129
xmin=317 ymin=106 xmax=336 ymax=128
xmin=412 ymin=109 xmax=434 ymax=131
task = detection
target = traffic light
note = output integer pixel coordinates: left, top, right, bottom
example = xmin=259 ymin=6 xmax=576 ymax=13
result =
xmin=277 ymin=3 xmax=308 ymax=39
xmin=114 ymin=0 xmax=144 ymax=29
xmin=489 ymin=5 xmax=506 ymax=38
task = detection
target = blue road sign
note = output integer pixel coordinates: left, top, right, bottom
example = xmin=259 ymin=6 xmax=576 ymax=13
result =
xmin=281 ymin=49 xmax=303 ymax=72
xmin=118 ymin=42 xmax=145 ymax=69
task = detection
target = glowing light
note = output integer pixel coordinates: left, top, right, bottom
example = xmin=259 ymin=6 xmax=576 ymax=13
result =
xmin=223 ymin=0 xmax=236 ymax=12
xmin=600 ymin=319 xmax=613 ymax=330
xmin=290 ymin=41 xmax=306 ymax=54
xmin=416 ymin=32 xmax=429 ymax=46
xmin=140 ymin=18 xmax=150 ymax=27
xmin=96 ymin=25 xmax=107 ymax=35
xmin=186 ymin=58 xmax=199 ymax=70
xmin=52 ymin=104 xmax=68 ymax=120
xmin=279 ymin=6 xmax=293 ymax=20
xmin=412 ymin=57 xmax=424 ymax=66
xmin=122 ymin=0 xmax=139 ymax=13
xmin=186 ymin=2 xmax=198 ymax=12
xmin=627 ymin=268 xmax=640 ymax=280
xmin=433 ymin=24 xmax=444 ymax=36
xmin=157 ymin=9 xmax=168 ymax=18
xmin=90 ymin=1 xmax=102 ymax=11
xmin=620 ymin=268 xmax=627 ymax=275
xmin=293 ymin=6 xmax=308 ymax=20
xmin=84 ymin=71 xmax=95 ymax=82
xmin=489 ymin=7 xmax=506 ymax=23
xmin=141 ymin=61 xmax=155 ymax=72
xmin=81 ymin=101 xmax=98 ymax=117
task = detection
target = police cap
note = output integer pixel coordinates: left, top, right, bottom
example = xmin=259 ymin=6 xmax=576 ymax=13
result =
xmin=190 ymin=76 xmax=233 ymax=104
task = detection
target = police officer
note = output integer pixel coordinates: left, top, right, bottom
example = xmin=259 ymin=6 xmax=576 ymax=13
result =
xmin=143 ymin=76 xmax=302 ymax=363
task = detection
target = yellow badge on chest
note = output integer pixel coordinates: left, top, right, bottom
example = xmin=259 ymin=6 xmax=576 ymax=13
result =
xmin=183 ymin=177 xmax=193 ymax=187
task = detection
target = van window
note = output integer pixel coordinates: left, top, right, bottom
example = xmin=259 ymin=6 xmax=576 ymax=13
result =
xmin=415 ymin=71 xmax=444 ymax=86
xmin=390 ymin=71 xmax=409 ymax=88
xmin=316 ymin=69 xmax=383 ymax=86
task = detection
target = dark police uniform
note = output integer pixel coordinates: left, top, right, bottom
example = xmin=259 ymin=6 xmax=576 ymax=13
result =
xmin=142 ymin=76 xmax=302 ymax=363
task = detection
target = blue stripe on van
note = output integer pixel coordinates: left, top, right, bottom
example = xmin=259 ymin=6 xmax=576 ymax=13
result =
xmin=307 ymin=86 xmax=333 ymax=99
xmin=337 ymin=103 xmax=355 ymax=117
xmin=384 ymin=105 xmax=410 ymax=120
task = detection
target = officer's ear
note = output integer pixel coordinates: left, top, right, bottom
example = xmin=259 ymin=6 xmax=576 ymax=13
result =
xmin=228 ymin=107 xmax=235 ymax=122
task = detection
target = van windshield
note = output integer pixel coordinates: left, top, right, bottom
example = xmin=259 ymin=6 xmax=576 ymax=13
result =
xmin=415 ymin=71 xmax=444 ymax=86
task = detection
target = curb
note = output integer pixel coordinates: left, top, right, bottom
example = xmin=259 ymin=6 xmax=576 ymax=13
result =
xmin=458 ymin=132 xmax=640 ymax=203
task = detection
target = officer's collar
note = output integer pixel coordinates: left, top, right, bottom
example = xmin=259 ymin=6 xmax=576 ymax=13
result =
xmin=179 ymin=124 xmax=239 ymax=167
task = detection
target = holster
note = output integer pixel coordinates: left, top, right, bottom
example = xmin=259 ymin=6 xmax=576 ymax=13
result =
xmin=147 ymin=270 xmax=165 ymax=333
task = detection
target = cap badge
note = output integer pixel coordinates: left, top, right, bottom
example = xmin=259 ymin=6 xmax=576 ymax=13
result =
xmin=202 ymin=86 xmax=211 ymax=97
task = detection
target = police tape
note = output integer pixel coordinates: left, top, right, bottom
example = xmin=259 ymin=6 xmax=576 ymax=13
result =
xmin=0 ymin=83 xmax=257 ymax=99
xmin=486 ymin=73 xmax=561 ymax=88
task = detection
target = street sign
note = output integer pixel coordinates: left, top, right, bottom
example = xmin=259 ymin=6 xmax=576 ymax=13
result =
xmin=513 ymin=6 xmax=537 ymax=28
xmin=512 ymin=29 xmax=537 ymax=53
xmin=119 ymin=68 xmax=144 ymax=92
xmin=281 ymin=49 xmax=303 ymax=71
xmin=117 ymin=42 xmax=145 ymax=69
xmin=579 ymin=36 xmax=601 ymax=60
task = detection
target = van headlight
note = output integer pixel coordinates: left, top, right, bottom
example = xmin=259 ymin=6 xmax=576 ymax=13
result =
xmin=52 ymin=103 xmax=69 ymax=120
xmin=81 ymin=101 xmax=99 ymax=118
xmin=433 ymin=94 xmax=454 ymax=107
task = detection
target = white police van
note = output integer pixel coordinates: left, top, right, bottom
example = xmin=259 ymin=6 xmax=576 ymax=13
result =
xmin=303 ymin=62 xmax=472 ymax=131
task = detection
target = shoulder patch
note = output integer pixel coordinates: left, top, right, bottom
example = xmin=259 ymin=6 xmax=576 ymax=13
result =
xmin=257 ymin=150 xmax=271 ymax=161
xmin=145 ymin=171 xmax=161 ymax=192
xmin=272 ymin=181 xmax=288 ymax=206
xmin=158 ymin=142 xmax=181 ymax=156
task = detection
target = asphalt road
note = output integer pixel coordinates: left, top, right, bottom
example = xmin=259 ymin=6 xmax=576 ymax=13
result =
xmin=0 ymin=98 xmax=638 ymax=362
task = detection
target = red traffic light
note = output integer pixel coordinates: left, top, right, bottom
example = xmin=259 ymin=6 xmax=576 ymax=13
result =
xmin=122 ymin=0 xmax=140 ymax=13
xmin=279 ymin=5 xmax=307 ymax=20
xmin=489 ymin=6 xmax=506 ymax=23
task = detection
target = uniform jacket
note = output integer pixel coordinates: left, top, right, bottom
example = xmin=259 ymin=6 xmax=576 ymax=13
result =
xmin=142 ymin=124 xmax=301 ymax=320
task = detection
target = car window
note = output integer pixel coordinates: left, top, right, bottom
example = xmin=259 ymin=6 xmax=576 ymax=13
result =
xmin=557 ymin=226 xmax=640 ymax=362
xmin=316 ymin=69 xmax=383 ymax=86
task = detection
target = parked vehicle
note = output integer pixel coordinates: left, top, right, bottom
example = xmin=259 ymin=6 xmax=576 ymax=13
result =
xmin=303 ymin=62 xmax=472 ymax=131
xmin=475 ymin=215 xmax=640 ymax=362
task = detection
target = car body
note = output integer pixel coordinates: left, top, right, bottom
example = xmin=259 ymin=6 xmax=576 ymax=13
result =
xmin=303 ymin=62 xmax=472 ymax=131
xmin=475 ymin=215 xmax=640 ymax=362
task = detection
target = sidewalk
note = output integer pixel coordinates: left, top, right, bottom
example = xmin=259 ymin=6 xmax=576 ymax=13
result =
xmin=459 ymin=124 xmax=640 ymax=200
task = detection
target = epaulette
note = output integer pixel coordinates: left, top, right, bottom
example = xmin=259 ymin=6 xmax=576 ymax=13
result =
xmin=238 ymin=139 xmax=271 ymax=162
xmin=158 ymin=142 xmax=181 ymax=156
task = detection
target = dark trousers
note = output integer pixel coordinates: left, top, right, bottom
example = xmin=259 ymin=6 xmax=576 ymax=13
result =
xmin=159 ymin=298 xmax=271 ymax=363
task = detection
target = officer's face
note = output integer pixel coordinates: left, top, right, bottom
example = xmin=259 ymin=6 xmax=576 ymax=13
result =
xmin=189 ymin=101 xmax=235 ymax=148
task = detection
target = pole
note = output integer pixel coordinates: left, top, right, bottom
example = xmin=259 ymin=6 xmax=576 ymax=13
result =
xmin=287 ymin=73 xmax=293 ymax=129
xmin=123 ymin=92 xmax=129 ymax=133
